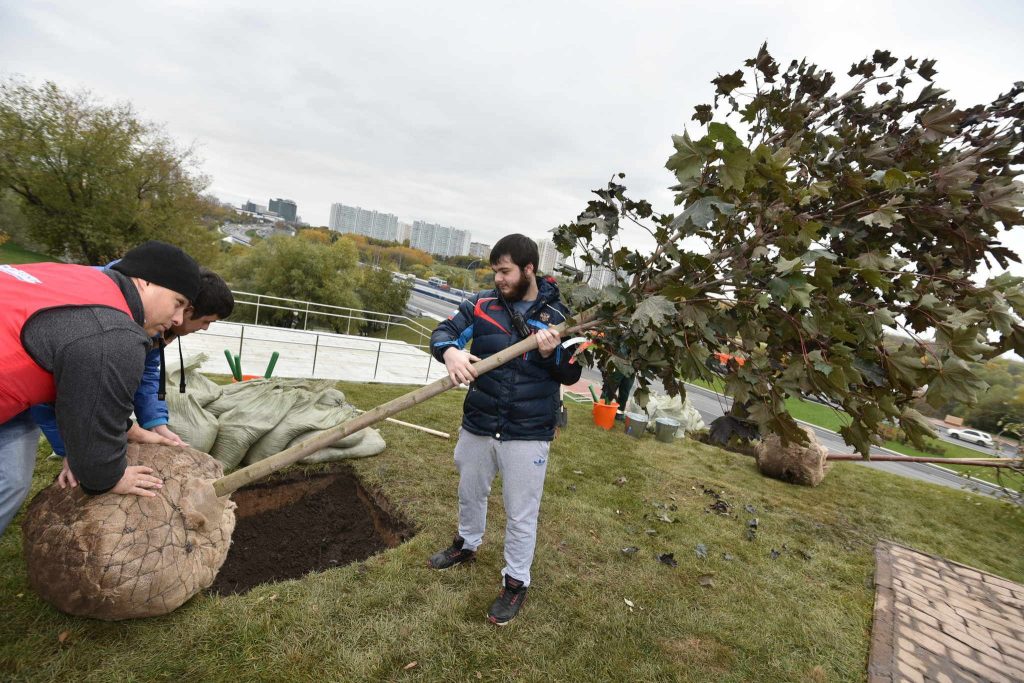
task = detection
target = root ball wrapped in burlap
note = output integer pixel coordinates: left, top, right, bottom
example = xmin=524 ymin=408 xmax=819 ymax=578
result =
xmin=755 ymin=428 xmax=830 ymax=486
xmin=22 ymin=444 xmax=236 ymax=620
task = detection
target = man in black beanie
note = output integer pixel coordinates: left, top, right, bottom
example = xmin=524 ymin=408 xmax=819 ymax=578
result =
xmin=0 ymin=240 xmax=202 ymax=536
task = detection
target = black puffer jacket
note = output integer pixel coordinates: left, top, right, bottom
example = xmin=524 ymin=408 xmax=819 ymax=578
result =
xmin=431 ymin=276 xmax=582 ymax=441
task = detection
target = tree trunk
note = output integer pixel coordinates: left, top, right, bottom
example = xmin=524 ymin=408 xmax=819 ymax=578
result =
xmin=826 ymin=454 xmax=1023 ymax=468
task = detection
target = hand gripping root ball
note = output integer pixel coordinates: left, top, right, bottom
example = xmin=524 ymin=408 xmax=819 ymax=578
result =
xmin=21 ymin=444 xmax=236 ymax=620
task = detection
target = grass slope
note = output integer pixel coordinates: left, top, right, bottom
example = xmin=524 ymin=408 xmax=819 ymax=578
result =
xmin=0 ymin=242 xmax=55 ymax=265
xmin=2 ymin=382 xmax=1022 ymax=682
xmin=366 ymin=315 xmax=436 ymax=348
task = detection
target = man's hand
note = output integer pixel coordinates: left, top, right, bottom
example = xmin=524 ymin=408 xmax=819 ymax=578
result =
xmin=57 ymin=458 xmax=78 ymax=489
xmin=443 ymin=347 xmax=480 ymax=386
xmin=152 ymin=424 xmax=187 ymax=447
xmin=126 ymin=422 xmax=179 ymax=447
xmin=111 ymin=465 xmax=163 ymax=497
xmin=535 ymin=328 xmax=562 ymax=358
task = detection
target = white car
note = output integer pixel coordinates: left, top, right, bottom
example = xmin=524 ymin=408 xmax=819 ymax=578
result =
xmin=947 ymin=428 xmax=993 ymax=447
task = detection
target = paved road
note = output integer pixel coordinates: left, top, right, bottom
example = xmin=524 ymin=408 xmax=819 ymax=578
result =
xmin=931 ymin=428 xmax=1008 ymax=457
xmin=577 ymin=366 xmax=1017 ymax=500
xmin=407 ymin=290 xmax=462 ymax=320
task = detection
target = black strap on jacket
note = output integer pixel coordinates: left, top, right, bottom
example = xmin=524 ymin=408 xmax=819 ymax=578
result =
xmin=157 ymin=338 xmax=167 ymax=401
xmin=178 ymin=338 xmax=187 ymax=393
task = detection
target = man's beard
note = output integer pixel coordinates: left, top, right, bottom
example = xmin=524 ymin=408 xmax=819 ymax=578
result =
xmin=501 ymin=273 xmax=532 ymax=302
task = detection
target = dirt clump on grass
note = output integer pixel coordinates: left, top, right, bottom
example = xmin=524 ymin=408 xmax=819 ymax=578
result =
xmin=210 ymin=464 xmax=413 ymax=595
xmin=755 ymin=428 xmax=830 ymax=486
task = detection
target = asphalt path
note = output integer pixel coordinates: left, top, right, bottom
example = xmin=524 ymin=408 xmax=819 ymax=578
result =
xmin=577 ymin=366 xmax=1017 ymax=501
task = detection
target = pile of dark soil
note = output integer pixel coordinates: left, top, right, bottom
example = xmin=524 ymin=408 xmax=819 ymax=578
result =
xmin=210 ymin=465 xmax=413 ymax=595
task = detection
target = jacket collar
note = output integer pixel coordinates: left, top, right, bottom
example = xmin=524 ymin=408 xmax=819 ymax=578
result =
xmin=102 ymin=268 xmax=146 ymax=327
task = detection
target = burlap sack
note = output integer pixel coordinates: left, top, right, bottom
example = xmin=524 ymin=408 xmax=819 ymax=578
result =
xmin=166 ymin=394 xmax=220 ymax=453
xmin=166 ymin=353 xmax=223 ymax=407
xmin=22 ymin=444 xmax=236 ymax=620
xmin=210 ymin=387 xmax=300 ymax=469
xmin=298 ymin=427 xmax=387 ymax=463
xmin=243 ymin=391 xmax=358 ymax=465
xmin=755 ymin=427 xmax=830 ymax=486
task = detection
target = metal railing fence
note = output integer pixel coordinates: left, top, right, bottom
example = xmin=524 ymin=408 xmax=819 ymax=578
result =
xmin=229 ymin=290 xmax=434 ymax=350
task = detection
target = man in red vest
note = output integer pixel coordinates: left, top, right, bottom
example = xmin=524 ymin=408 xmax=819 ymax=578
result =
xmin=0 ymin=240 xmax=202 ymax=535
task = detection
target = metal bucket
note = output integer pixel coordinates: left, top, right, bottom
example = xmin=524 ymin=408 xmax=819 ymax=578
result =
xmin=623 ymin=412 xmax=648 ymax=438
xmin=654 ymin=417 xmax=681 ymax=443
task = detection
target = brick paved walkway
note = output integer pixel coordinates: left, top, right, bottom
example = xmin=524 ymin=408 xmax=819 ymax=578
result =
xmin=868 ymin=541 xmax=1024 ymax=682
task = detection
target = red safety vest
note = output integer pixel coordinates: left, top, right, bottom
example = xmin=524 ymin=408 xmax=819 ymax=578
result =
xmin=0 ymin=263 xmax=133 ymax=423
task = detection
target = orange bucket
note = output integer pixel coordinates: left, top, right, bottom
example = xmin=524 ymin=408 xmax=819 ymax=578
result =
xmin=592 ymin=401 xmax=619 ymax=430
xmin=232 ymin=374 xmax=261 ymax=383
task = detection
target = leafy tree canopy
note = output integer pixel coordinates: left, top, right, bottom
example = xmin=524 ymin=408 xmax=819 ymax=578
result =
xmin=228 ymin=235 xmax=363 ymax=331
xmin=554 ymin=45 xmax=1024 ymax=456
xmin=357 ymin=267 xmax=412 ymax=330
xmin=0 ymin=79 xmax=215 ymax=264
xmin=227 ymin=235 xmax=411 ymax=333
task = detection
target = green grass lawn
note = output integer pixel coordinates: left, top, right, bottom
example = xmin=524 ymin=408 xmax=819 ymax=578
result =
xmin=2 ymin=381 xmax=1022 ymax=681
xmin=366 ymin=315 xmax=436 ymax=348
xmin=0 ymin=241 xmax=55 ymax=264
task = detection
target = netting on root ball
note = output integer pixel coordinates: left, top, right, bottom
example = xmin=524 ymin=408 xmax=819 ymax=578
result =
xmin=755 ymin=428 xmax=830 ymax=487
xmin=22 ymin=444 xmax=236 ymax=620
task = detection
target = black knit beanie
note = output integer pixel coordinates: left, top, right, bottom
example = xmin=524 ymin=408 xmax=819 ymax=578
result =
xmin=110 ymin=241 xmax=202 ymax=302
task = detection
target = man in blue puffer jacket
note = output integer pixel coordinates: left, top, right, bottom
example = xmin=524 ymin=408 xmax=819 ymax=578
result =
xmin=426 ymin=234 xmax=582 ymax=626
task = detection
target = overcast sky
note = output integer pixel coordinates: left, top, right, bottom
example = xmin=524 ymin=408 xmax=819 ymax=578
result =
xmin=1 ymin=0 xmax=1021 ymax=271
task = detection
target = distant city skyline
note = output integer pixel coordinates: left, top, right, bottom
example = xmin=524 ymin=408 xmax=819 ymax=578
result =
xmin=268 ymin=198 xmax=297 ymax=222
xmin=410 ymin=220 xmax=471 ymax=258
xmin=535 ymin=238 xmax=561 ymax=275
xmin=328 ymin=202 xmax=400 ymax=241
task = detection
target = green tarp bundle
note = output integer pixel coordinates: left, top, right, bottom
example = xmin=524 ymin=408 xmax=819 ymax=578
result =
xmin=166 ymin=355 xmax=386 ymax=470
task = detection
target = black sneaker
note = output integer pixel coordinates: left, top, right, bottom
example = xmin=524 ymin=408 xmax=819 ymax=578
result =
xmin=427 ymin=535 xmax=476 ymax=570
xmin=487 ymin=576 xmax=528 ymax=625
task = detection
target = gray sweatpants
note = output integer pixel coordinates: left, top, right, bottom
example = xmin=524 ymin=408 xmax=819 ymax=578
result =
xmin=454 ymin=429 xmax=550 ymax=587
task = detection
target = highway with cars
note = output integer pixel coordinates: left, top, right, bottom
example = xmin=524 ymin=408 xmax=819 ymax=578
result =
xmin=407 ymin=287 xmax=467 ymax=320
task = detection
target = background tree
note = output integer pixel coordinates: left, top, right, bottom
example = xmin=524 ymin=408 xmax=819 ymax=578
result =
xmin=0 ymin=189 xmax=28 ymax=248
xmin=227 ymin=235 xmax=363 ymax=332
xmin=554 ymin=45 xmax=1024 ymax=456
xmin=199 ymin=197 xmax=250 ymax=226
xmin=915 ymin=358 xmax=1024 ymax=430
xmin=963 ymin=384 xmax=1023 ymax=434
xmin=473 ymin=266 xmax=493 ymax=287
xmin=0 ymin=79 xmax=216 ymax=264
xmin=382 ymin=245 xmax=432 ymax=270
xmin=356 ymin=268 xmax=412 ymax=331
xmin=298 ymin=227 xmax=332 ymax=245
